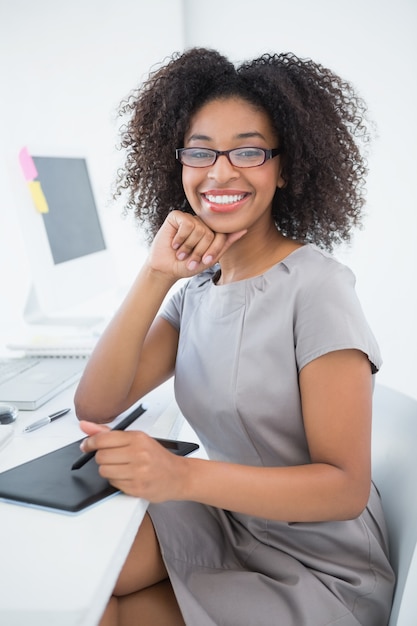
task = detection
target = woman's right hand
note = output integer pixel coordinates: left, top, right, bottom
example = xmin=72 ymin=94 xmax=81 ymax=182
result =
xmin=148 ymin=210 xmax=247 ymax=279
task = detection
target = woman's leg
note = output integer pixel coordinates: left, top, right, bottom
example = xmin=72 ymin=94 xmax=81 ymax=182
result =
xmin=118 ymin=580 xmax=185 ymax=626
xmin=99 ymin=512 xmax=184 ymax=625
xmin=114 ymin=512 xmax=168 ymax=595
xmin=99 ymin=597 xmax=119 ymax=626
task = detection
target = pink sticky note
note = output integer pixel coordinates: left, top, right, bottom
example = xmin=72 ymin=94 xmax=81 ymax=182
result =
xmin=18 ymin=147 xmax=38 ymax=181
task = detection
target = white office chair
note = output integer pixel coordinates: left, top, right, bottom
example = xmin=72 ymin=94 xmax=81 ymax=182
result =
xmin=371 ymin=384 xmax=417 ymax=626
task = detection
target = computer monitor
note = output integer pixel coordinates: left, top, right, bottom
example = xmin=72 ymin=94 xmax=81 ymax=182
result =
xmin=18 ymin=156 xmax=118 ymax=326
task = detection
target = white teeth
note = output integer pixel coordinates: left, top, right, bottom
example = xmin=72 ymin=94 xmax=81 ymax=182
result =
xmin=205 ymin=194 xmax=245 ymax=205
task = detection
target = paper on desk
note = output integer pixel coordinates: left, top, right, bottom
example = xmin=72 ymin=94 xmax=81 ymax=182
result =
xmin=7 ymin=326 xmax=101 ymax=357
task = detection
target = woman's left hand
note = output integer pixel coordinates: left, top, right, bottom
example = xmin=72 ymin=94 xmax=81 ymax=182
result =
xmin=78 ymin=421 xmax=187 ymax=502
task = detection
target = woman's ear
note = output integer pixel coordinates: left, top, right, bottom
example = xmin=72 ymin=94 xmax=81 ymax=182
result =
xmin=277 ymin=170 xmax=287 ymax=189
xmin=276 ymin=156 xmax=287 ymax=189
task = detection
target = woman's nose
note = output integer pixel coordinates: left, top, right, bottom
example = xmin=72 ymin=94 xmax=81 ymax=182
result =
xmin=207 ymin=154 xmax=239 ymax=183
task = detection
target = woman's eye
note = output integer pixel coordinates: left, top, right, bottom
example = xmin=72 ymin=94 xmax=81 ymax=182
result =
xmin=191 ymin=150 xmax=213 ymax=159
xmin=236 ymin=149 xmax=263 ymax=158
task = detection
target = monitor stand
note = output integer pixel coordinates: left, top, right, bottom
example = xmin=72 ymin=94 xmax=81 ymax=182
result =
xmin=23 ymin=285 xmax=105 ymax=328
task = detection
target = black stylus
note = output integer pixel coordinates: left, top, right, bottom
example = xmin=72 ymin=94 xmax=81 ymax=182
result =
xmin=71 ymin=403 xmax=147 ymax=470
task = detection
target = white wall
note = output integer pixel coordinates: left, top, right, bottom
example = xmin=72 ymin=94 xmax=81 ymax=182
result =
xmin=0 ymin=0 xmax=184 ymax=341
xmin=183 ymin=0 xmax=417 ymax=400
xmin=0 ymin=0 xmax=415 ymax=400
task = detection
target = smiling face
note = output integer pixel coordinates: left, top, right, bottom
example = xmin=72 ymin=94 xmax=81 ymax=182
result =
xmin=181 ymin=97 xmax=285 ymax=234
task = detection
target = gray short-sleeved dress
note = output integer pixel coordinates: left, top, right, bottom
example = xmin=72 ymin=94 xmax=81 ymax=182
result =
xmin=148 ymin=245 xmax=395 ymax=626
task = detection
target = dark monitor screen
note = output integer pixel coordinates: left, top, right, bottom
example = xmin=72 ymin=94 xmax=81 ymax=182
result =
xmin=32 ymin=157 xmax=106 ymax=265
xmin=17 ymin=154 xmax=116 ymax=322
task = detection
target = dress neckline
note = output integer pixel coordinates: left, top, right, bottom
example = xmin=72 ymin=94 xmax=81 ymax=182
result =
xmin=211 ymin=243 xmax=311 ymax=287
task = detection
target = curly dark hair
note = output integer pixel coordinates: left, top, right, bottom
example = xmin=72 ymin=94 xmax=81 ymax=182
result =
xmin=116 ymin=47 xmax=371 ymax=250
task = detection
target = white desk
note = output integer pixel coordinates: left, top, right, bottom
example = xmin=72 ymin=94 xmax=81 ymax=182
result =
xmin=0 ymin=378 xmax=187 ymax=626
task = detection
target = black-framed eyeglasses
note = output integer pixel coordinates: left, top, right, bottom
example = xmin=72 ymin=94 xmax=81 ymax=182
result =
xmin=175 ymin=147 xmax=281 ymax=168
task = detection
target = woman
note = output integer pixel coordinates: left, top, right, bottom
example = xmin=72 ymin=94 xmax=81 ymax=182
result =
xmin=74 ymin=48 xmax=395 ymax=625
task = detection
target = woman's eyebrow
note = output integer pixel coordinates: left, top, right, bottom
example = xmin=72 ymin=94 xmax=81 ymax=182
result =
xmin=187 ymin=131 xmax=267 ymax=142
xmin=236 ymin=131 xmax=266 ymax=140
xmin=187 ymin=133 xmax=211 ymax=142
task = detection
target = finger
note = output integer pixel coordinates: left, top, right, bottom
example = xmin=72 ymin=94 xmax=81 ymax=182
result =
xmin=79 ymin=420 xmax=110 ymax=436
xmin=96 ymin=450 xmax=148 ymax=476
xmin=79 ymin=428 xmax=130 ymax=453
xmin=102 ymin=475 xmax=137 ymax=494
xmin=95 ymin=446 xmax=134 ymax=467
xmin=173 ymin=218 xmax=214 ymax=258
xmin=179 ymin=229 xmax=216 ymax=259
xmin=180 ymin=230 xmax=219 ymax=269
xmin=182 ymin=227 xmax=248 ymax=272
xmin=168 ymin=211 xmax=197 ymax=251
xmin=201 ymin=229 xmax=248 ymax=265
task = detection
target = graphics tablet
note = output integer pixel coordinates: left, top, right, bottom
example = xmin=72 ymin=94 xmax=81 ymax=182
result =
xmin=0 ymin=437 xmax=199 ymax=514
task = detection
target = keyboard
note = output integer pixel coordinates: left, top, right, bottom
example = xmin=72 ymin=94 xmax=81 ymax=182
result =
xmin=0 ymin=357 xmax=39 ymax=385
xmin=0 ymin=356 xmax=86 ymax=410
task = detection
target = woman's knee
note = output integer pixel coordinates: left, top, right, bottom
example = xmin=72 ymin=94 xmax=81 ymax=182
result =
xmin=113 ymin=513 xmax=168 ymax=596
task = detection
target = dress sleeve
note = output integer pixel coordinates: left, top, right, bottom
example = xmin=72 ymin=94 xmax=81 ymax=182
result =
xmin=159 ymin=268 xmax=215 ymax=331
xmin=294 ymin=260 xmax=382 ymax=374
xmin=159 ymin=285 xmax=186 ymax=331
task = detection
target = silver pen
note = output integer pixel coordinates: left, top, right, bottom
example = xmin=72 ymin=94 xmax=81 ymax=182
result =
xmin=23 ymin=408 xmax=71 ymax=433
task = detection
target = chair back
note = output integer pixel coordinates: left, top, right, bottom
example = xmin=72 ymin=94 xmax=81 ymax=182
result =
xmin=372 ymin=384 xmax=417 ymax=626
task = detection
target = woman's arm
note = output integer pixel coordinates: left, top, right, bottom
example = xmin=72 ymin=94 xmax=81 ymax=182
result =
xmin=74 ymin=211 xmax=247 ymax=422
xmin=181 ymin=349 xmax=373 ymax=521
xmin=74 ymin=265 xmax=179 ymax=422
xmin=80 ymin=348 xmax=373 ymax=522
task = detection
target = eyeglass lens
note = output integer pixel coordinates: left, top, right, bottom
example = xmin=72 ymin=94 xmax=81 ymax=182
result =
xmin=177 ymin=147 xmax=276 ymax=168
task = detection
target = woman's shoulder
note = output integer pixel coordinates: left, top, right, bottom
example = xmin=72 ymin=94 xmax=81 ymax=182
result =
xmin=282 ymin=243 xmax=351 ymax=270
xmin=270 ymin=244 xmax=356 ymax=290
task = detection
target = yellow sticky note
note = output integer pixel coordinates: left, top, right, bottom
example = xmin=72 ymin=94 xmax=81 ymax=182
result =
xmin=28 ymin=180 xmax=49 ymax=213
